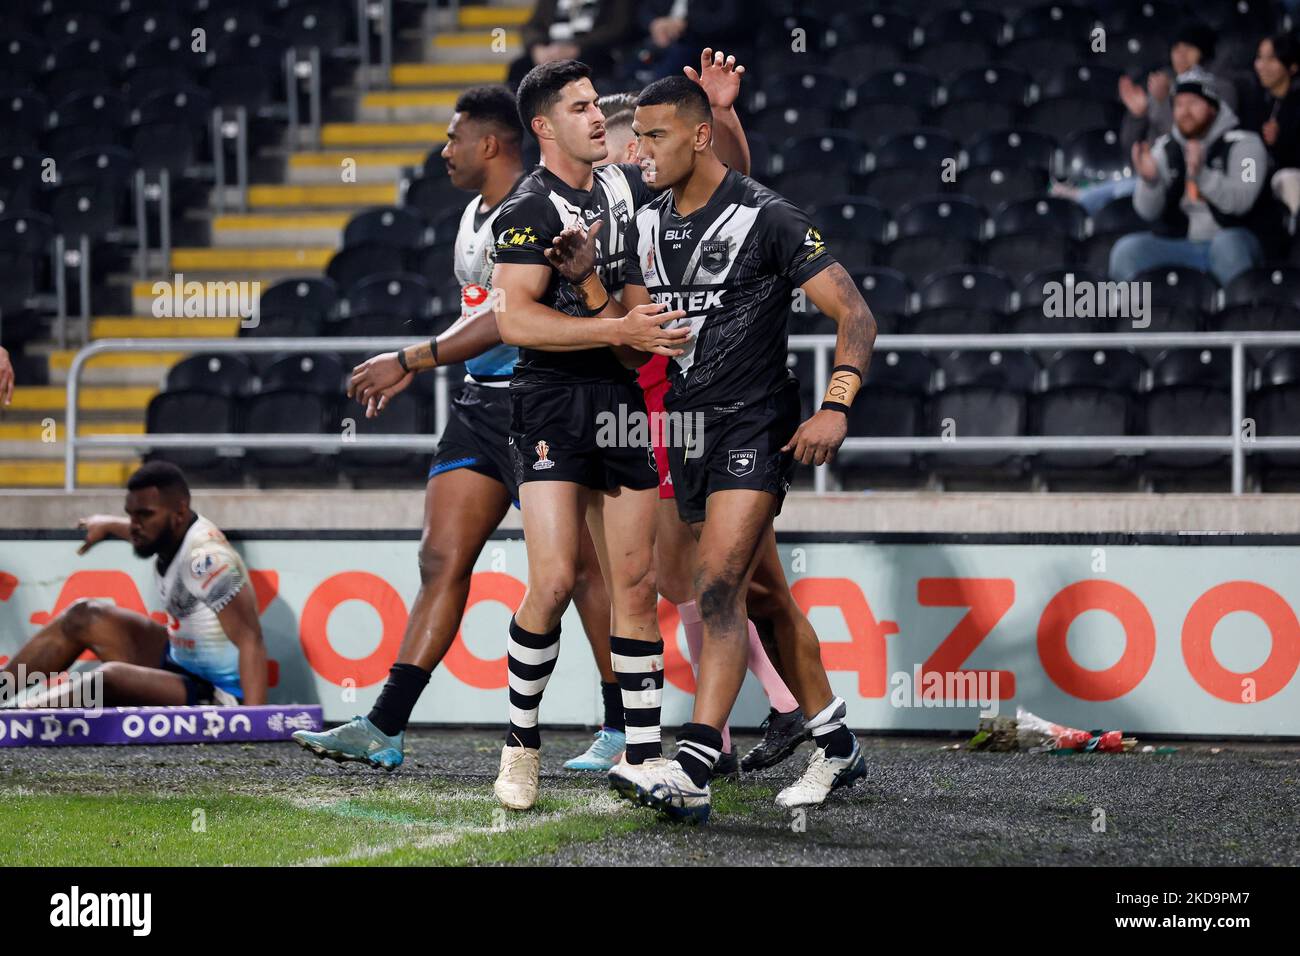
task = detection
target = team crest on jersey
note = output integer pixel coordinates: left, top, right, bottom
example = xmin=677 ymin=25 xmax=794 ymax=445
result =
xmin=497 ymin=225 xmax=539 ymax=249
xmin=803 ymin=227 xmax=826 ymax=262
xmin=533 ymin=440 xmax=555 ymax=470
xmin=728 ymin=448 xmax=757 ymax=477
xmin=191 ymin=552 xmax=217 ymax=578
xmin=700 ymin=238 xmax=732 ymax=276
xmin=611 ymin=199 xmax=629 ymax=224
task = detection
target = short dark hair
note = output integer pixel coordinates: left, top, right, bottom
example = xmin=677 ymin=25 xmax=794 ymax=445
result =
xmin=604 ymin=109 xmax=634 ymax=135
xmin=1268 ymin=32 xmax=1299 ymax=72
xmin=636 ymin=75 xmax=712 ymax=125
xmin=454 ymin=85 xmax=523 ymax=146
xmin=597 ymin=92 xmax=637 ymax=116
xmin=516 ymin=59 xmax=592 ymax=138
xmin=126 ymin=461 xmax=190 ymax=500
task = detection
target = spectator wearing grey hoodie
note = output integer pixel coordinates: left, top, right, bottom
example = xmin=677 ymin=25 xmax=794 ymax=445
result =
xmin=1109 ymin=68 xmax=1286 ymax=288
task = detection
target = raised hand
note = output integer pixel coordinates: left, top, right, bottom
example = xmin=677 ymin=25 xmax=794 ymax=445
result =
xmin=685 ymin=48 xmax=746 ymax=110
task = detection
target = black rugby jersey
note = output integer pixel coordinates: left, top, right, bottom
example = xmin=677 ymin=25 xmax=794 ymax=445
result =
xmin=492 ymin=162 xmax=654 ymax=386
xmin=622 ymin=168 xmax=835 ymax=411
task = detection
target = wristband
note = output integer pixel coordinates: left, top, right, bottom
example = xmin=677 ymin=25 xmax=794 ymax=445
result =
xmin=574 ymin=269 xmax=609 ymax=312
xmin=396 ymin=347 xmax=410 ymax=372
xmin=820 ymin=401 xmax=850 ymax=414
xmin=821 ymin=365 xmax=863 ymax=410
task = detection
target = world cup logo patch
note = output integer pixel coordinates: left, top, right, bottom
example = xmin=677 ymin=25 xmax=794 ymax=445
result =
xmin=533 ymin=440 xmax=555 ymax=470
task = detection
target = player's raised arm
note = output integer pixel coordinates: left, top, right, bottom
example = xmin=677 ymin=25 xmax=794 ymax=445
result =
xmin=781 ymin=262 xmax=878 ymax=466
xmin=686 ymin=48 xmax=751 ymax=176
xmin=215 ymin=585 xmax=267 ymax=706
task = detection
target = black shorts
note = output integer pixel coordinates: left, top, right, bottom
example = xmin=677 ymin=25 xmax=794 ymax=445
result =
xmin=666 ymin=378 xmax=802 ymax=525
xmin=159 ymin=652 xmax=243 ymax=705
xmin=511 ymin=380 xmax=660 ymax=492
xmin=429 ymin=381 xmax=519 ymax=506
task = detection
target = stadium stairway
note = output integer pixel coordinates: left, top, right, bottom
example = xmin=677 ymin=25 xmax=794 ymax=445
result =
xmin=0 ymin=0 xmax=528 ymax=489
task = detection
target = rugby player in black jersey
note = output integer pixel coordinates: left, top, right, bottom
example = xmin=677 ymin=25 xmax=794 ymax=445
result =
xmin=549 ymin=76 xmax=877 ymax=822
xmin=487 ymin=54 xmax=752 ymax=811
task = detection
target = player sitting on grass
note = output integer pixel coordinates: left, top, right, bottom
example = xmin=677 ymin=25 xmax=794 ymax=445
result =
xmin=0 ymin=461 xmax=266 ymax=708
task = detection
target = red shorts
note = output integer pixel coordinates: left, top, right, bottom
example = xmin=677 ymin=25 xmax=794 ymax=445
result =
xmin=638 ymin=355 xmax=674 ymax=500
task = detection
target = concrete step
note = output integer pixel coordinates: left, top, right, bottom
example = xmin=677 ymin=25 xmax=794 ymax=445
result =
xmin=391 ymin=62 xmax=508 ymax=87
xmin=6 ymin=385 xmax=158 ymax=414
xmin=211 ymin=213 xmax=350 ymax=248
xmin=170 ymin=247 xmax=335 ymax=273
xmin=285 ymin=150 xmax=427 ymax=184
xmin=320 ymin=121 xmax=448 ymax=147
xmin=247 ymin=182 xmax=399 ymax=209
xmin=0 ymin=459 xmax=139 ymax=488
xmin=0 ymin=421 xmax=144 ymax=441
xmin=357 ymin=89 xmax=457 ymax=123
xmin=429 ymin=30 xmax=520 ymax=63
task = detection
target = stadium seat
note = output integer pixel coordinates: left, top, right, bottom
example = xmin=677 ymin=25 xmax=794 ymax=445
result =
xmin=1225 ymin=267 xmax=1300 ymax=309
xmin=165 ymin=353 xmax=255 ymax=397
xmin=260 ymin=352 xmax=346 ymax=395
xmin=850 ymin=268 xmax=913 ymax=333
xmin=1004 ymin=267 xmax=1110 ymax=335
xmin=807 ymin=197 xmax=889 ymax=270
xmin=915 ymin=7 xmax=1004 ymax=78
xmin=750 ymin=70 xmax=848 ymax=140
xmin=1032 ymin=348 xmax=1146 ymax=476
xmin=243 ymin=389 xmax=334 ymax=475
xmin=327 ymin=242 xmax=412 ymax=291
xmin=1144 ymin=348 xmax=1234 ymax=475
xmin=342 ymin=272 xmax=433 ymax=322
xmin=0 ymin=151 xmax=44 ymax=214
xmin=837 ymin=349 xmax=936 ymax=482
xmin=145 ymin=389 xmax=238 ymax=475
xmin=927 ymin=349 xmax=1039 ymax=477
xmin=984 ymin=197 xmax=1086 ymax=283
xmin=1249 ymin=349 xmax=1300 ymax=480
xmin=957 ymin=164 xmax=1049 ymax=210
xmin=260 ymin=276 xmax=338 ymax=323
xmin=343 ymin=206 xmax=431 ymax=250
xmin=772 ymin=131 xmax=869 ymax=209
xmin=1060 ymin=127 xmax=1129 ymax=183
xmin=1082 ymin=194 xmax=1147 ymax=276
xmin=1022 ymin=96 xmax=1123 ymax=141
xmin=846 ymin=67 xmax=937 ymax=139
xmin=1037 ymin=63 xmax=1123 ymax=102
xmin=882 ymin=196 xmax=985 ymax=284
xmin=1138 ymin=267 xmax=1221 ymax=314
xmin=965 ymin=128 xmax=1057 ymax=173
xmin=930 ymin=67 xmax=1032 ymax=140
xmin=403 ymin=174 xmax=466 ymax=223
xmin=827 ymin=9 xmax=916 ymax=76
xmin=859 ymin=129 xmax=958 ymax=212
xmin=338 ymin=391 xmax=429 ymax=482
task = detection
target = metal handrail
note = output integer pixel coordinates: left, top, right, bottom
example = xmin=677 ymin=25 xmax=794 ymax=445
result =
xmin=63 ymin=331 xmax=1300 ymax=493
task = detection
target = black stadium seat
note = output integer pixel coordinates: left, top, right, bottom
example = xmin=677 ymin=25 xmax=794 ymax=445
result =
xmin=882 ymin=196 xmax=984 ymax=284
xmin=343 ymin=206 xmax=431 ymax=250
xmin=327 ymin=242 xmax=412 ymax=290
xmin=260 ymin=276 xmax=339 ymax=323
xmin=261 ymin=352 xmax=345 ymax=395
xmin=957 ymin=164 xmax=1048 ymax=210
xmin=807 ymin=197 xmax=889 ymax=270
xmin=1061 ymin=127 xmax=1128 ymax=183
xmin=965 ymin=128 xmax=1057 ymax=173
xmin=1032 ymin=349 xmax=1145 ymax=474
xmin=339 ymin=391 xmax=428 ymax=482
xmin=343 ymin=272 xmax=433 ymax=321
xmin=1250 ymin=350 xmax=1300 ymax=478
xmin=1005 ymin=267 xmax=1110 ymax=335
xmin=165 ymin=353 xmax=255 ymax=397
xmin=146 ymin=389 xmax=238 ymax=474
xmin=984 ymin=197 xmax=1086 ymax=283
xmin=838 ymin=349 xmax=936 ymax=481
xmin=850 ymin=268 xmax=912 ymax=333
xmin=1144 ymin=349 xmax=1234 ymax=474
xmin=243 ymin=389 xmax=333 ymax=474
xmin=928 ymin=349 xmax=1039 ymax=475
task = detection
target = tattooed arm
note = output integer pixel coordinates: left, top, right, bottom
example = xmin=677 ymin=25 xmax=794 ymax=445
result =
xmin=780 ymin=263 xmax=877 ymax=465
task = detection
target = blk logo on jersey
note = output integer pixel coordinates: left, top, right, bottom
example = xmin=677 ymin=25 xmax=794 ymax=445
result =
xmin=728 ymin=448 xmax=757 ymax=477
xmin=700 ymin=238 xmax=732 ymax=275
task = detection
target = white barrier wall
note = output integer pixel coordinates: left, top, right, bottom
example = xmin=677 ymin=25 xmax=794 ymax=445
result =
xmin=2 ymin=531 xmax=1297 ymax=736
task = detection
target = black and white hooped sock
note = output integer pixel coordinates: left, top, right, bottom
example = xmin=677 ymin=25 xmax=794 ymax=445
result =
xmin=506 ymin=616 xmax=561 ymax=750
xmin=805 ymin=696 xmax=854 ymax=759
xmin=675 ymin=722 xmax=724 ymax=788
xmin=610 ymin=635 xmax=664 ymax=764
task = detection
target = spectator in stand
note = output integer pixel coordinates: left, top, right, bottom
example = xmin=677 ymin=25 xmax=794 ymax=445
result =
xmin=1062 ymin=22 xmax=1231 ymax=215
xmin=1110 ymin=68 xmax=1286 ymax=287
xmin=0 ymin=345 xmax=13 ymax=406
xmin=624 ymin=0 xmax=744 ymax=85
xmin=1240 ymin=32 xmax=1300 ymax=218
xmin=508 ymin=0 xmax=635 ymax=89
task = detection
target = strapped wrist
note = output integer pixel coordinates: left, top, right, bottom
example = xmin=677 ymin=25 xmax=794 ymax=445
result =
xmin=821 ymin=365 xmax=862 ymax=410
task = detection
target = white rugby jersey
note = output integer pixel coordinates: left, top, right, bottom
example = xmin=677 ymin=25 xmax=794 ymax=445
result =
xmin=154 ymin=514 xmax=247 ymax=697
xmin=454 ymin=185 xmax=523 ymax=385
